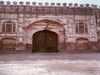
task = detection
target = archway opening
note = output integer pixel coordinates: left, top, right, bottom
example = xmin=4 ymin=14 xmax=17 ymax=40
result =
xmin=32 ymin=30 xmax=58 ymax=52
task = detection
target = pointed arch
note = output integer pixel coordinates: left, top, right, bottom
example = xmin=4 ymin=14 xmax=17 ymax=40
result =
xmin=23 ymin=19 xmax=63 ymax=30
xmin=32 ymin=30 xmax=58 ymax=52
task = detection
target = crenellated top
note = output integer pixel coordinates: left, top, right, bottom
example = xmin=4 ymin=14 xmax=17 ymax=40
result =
xmin=0 ymin=1 xmax=99 ymax=9
xmin=0 ymin=1 xmax=99 ymax=16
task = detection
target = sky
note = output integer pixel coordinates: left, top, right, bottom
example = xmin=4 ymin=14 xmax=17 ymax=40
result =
xmin=0 ymin=0 xmax=100 ymax=6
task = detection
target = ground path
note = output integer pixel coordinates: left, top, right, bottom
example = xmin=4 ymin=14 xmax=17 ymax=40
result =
xmin=0 ymin=53 xmax=100 ymax=75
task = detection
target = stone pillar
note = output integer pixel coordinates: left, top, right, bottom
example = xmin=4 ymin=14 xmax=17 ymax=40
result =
xmin=16 ymin=38 xmax=25 ymax=51
xmin=16 ymin=27 xmax=26 ymax=51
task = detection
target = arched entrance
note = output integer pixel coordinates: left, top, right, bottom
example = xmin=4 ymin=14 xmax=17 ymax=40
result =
xmin=32 ymin=30 xmax=58 ymax=52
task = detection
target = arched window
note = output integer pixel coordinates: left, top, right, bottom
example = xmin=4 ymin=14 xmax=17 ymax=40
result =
xmin=76 ymin=22 xmax=88 ymax=34
xmin=2 ymin=21 xmax=16 ymax=33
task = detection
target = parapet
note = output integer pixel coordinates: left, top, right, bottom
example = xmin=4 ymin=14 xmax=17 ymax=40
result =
xmin=0 ymin=1 xmax=99 ymax=9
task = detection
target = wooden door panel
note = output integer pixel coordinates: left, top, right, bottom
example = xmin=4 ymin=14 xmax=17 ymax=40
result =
xmin=46 ymin=31 xmax=57 ymax=51
xmin=32 ymin=30 xmax=58 ymax=52
xmin=33 ymin=31 xmax=45 ymax=51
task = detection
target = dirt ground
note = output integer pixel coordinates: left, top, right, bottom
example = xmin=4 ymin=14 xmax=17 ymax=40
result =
xmin=0 ymin=53 xmax=100 ymax=75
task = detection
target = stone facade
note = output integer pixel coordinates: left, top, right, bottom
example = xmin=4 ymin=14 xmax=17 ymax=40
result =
xmin=0 ymin=2 xmax=100 ymax=53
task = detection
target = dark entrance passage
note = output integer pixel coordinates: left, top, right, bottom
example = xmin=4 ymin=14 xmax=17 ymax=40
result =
xmin=32 ymin=30 xmax=58 ymax=52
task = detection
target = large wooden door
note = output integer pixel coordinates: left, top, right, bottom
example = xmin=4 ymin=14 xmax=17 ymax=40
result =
xmin=32 ymin=30 xmax=58 ymax=52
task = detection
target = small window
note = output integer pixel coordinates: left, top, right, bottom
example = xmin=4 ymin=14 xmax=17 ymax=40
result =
xmin=76 ymin=22 xmax=88 ymax=34
xmin=2 ymin=21 xmax=16 ymax=33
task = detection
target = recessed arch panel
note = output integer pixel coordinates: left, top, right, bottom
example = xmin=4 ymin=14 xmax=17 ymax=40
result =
xmin=76 ymin=37 xmax=89 ymax=50
xmin=0 ymin=38 xmax=16 ymax=50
